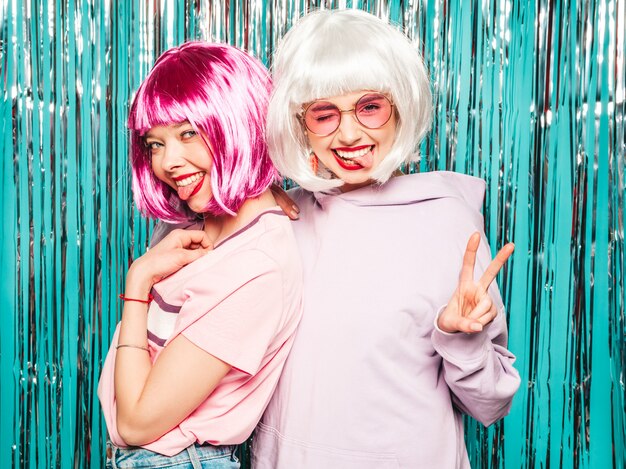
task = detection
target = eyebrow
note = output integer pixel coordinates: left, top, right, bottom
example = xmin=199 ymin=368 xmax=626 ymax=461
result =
xmin=308 ymin=102 xmax=337 ymax=113
xmin=357 ymin=94 xmax=385 ymax=105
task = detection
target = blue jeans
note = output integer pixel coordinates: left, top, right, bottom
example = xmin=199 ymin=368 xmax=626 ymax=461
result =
xmin=105 ymin=441 xmax=240 ymax=469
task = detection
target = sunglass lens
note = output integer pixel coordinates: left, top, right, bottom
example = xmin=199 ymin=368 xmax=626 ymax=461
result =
xmin=304 ymin=102 xmax=341 ymax=135
xmin=355 ymin=94 xmax=392 ymax=129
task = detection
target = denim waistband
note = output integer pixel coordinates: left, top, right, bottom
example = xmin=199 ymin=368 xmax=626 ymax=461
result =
xmin=106 ymin=441 xmax=239 ymax=468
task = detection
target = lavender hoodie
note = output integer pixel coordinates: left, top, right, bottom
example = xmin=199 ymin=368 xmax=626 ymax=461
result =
xmin=252 ymin=172 xmax=520 ymax=469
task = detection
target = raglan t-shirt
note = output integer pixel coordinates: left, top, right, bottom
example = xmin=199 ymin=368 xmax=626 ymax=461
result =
xmin=98 ymin=208 xmax=303 ymax=457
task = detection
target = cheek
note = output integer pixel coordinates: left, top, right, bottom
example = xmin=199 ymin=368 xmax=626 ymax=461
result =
xmin=149 ymin=156 xmax=167 ymax=184
xmin=383 ymin=132 xmax=396 ymax=149
xmin=385 ymin=117 xmax=398 ymax=145
xmin=307 ymin=136 xmax=329 ymax=156
xmin=150 ymin=158 xmax=160 ymax=178
xmin=376 ymin=125 xmax=397 ymax=154
xmin=304 ymin=128 xmax=320 ymax=148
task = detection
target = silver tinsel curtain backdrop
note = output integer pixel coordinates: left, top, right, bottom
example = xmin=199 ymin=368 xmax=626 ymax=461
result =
xmin=0 ymin=0 xmax=624 ymax=468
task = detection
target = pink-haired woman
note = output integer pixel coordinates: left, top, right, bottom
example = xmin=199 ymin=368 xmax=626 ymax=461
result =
xmin=97 ymin=41 xmax=302 ymax=468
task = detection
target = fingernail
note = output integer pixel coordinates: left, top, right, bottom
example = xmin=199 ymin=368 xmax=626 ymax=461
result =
xmin=290 ymin=210 xmax=299 ymax=219
xmin=292 ymin=205 xmax=300 ymax=213
xmin=470 ymin=323 xmax=483 ymax=332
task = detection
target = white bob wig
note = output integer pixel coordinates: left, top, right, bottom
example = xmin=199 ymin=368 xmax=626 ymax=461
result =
xmin=267 ymin=9 xmax=433 ymax=192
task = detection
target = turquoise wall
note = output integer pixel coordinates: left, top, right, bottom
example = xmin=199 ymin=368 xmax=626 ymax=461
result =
xmin=0 ymin=0 xmax=623 ymax=467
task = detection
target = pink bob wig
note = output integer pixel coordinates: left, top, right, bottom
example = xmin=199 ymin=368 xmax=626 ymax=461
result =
xmin=128 ymin=41 xmax=277 ymax=221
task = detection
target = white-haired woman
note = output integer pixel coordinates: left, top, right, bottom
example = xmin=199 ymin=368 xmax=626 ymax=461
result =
xmin=252 ymin=9 xmax=521 ymax=469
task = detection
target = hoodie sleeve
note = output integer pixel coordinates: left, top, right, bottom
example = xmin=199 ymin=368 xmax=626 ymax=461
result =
xmin=430 ymin=223 xmax=521 ymax=427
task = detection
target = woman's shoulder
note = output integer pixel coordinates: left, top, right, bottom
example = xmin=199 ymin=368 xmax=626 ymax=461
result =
xmin=388 ymin=171 xmax=486 ymax=210
xmin=198 ymin=209 xmax=301 ymax=279
xmin=250 ymin=211 xmax=302 ymax=269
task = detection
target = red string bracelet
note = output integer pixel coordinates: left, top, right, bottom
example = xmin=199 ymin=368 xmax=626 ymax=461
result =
xmin=118 ymin=293 xmax=154 ymax=304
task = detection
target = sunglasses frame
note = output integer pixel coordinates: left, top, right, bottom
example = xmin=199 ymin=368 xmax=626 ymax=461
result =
xmin=300 ymin=93 xmax=395 ymax=137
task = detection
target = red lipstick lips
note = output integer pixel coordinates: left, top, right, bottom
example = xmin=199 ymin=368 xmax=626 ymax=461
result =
xmin=173 ymin=172 xmax=201 ymax=181
xmin=333 ymin=145 xmax=371 ymax=152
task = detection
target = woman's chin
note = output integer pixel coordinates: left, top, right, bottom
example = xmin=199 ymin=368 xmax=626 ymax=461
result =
xmin=185 ymin=198 xmax=210 ymax=214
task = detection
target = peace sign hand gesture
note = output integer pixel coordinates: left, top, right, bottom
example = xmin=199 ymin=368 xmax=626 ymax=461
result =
xmin=437 ymin=233 xmax=515 ymax=334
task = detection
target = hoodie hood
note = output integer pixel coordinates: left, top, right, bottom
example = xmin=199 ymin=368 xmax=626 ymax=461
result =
xmin=313 ymin=171 xmax=486 ymax=211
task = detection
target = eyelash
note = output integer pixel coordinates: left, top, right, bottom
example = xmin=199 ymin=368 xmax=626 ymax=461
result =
xmin=144 ymin=129 xmax=197 ymax=150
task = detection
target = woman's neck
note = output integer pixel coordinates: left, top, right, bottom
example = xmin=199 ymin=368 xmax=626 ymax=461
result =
xmin=201 ymin=189 xmax=276 ymax=245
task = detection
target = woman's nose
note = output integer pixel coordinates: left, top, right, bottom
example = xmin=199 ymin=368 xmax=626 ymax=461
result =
xmin=336 ymin=111 xmax=362 ymax=144
xmin=161 ymin=142 xmax=186 ymax=172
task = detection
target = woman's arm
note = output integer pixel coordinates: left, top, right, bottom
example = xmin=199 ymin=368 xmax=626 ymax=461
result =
xmin=115 ymin=330 xmax=231 ymax=446
xmin=431 ymin=233 xmax=520 ymax=426
xmin=113 ymin=229 xmax=232 ymax=446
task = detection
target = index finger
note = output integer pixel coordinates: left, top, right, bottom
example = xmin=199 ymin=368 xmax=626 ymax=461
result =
xmin=271 ymin=183 xmax=300 ymax=220
xmin=459 ymin=232 xmax=481 ymax=284
xmin=477 ymin=242 xmax=515 ymax=291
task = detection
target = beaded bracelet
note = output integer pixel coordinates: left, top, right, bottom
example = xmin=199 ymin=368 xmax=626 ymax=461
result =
xmin=118 ymin=293 xmax=154 ymax=304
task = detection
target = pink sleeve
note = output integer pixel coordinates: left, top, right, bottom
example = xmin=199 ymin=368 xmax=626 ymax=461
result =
xmin=177 ymin=249 xmax=284 ymax=375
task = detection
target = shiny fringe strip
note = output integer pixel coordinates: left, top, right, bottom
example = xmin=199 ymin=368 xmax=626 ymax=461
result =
xmin=0 ymin=0 xmax=624 ymax=467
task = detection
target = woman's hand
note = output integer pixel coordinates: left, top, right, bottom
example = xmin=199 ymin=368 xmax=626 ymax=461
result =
xmin=271 ymin=183 xmax=300 ymax=220
xmin=125 ymin=229 xmax=213 ymax=295
xmin=437 ymin=233 xmax=514 ymax=334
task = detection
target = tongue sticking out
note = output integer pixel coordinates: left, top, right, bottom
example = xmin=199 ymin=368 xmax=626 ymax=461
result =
xmin=177 ymin=174 xmax=205 ymax=201
xmin=351 ymin=151 xmax=373 ymax=169
xmin=335 ymin=148 xmax=374 ymax=170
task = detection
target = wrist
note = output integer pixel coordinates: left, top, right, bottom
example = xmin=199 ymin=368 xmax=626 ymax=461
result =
xmin=125 ymin=263 xmax=154 ymax=297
